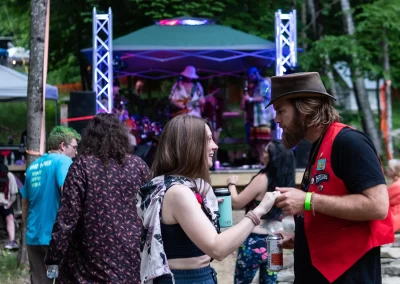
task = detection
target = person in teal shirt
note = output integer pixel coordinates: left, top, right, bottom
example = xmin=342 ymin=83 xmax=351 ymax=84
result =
xmin=21 ymin=126 xmax=80 ymax=284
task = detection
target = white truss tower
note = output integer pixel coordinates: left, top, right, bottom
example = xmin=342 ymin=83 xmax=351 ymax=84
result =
xmin=92 ymin=7 xmax=113 ymax=113
xmin=275 ymin=9 xmax=297 ymax=76
xmin=274 ymin=9 xmax=297 ymax=139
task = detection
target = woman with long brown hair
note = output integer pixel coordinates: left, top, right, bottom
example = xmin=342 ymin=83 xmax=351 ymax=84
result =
xmin=137 ymin=115 xmax=280 ymax=284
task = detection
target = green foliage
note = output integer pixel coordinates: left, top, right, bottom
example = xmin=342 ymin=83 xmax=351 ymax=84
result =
xmin=299 ymin=0 xmax=400 ymax=88
xmin=355 ymin=0 xmax=400 ymax=86
xmin=0 ymin=0 xmax=30 ymax=47
xmin=47 ymin=55 xmax=81 ymax=85
xmin=0 ymin=101 xmax=57 ymax=144
xmin=135 ymin=0 xmax=227 ymax=20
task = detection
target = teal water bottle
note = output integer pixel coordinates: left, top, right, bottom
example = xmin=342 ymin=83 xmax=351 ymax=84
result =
xmin=214 ymin=188 xmax=233 ymax=228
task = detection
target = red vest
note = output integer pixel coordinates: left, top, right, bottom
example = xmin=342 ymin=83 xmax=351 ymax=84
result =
xmin=304 ymin=122 xmax=394 ymax=283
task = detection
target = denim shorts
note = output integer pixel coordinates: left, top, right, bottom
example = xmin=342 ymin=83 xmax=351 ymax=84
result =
xmin=155 ymin=265 xmax=218 ymax=284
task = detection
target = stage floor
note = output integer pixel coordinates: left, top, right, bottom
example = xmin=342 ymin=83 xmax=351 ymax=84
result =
xmin=210 ymin=167 xmax=304 ymax=188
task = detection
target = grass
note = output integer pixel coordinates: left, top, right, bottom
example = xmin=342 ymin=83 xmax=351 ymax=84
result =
xmin=0 ymin=250 xmax=29 ymax=284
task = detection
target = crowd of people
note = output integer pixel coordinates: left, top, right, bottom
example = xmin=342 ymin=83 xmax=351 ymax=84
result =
xmin=2 ymin=71 xmax=396 ymax=284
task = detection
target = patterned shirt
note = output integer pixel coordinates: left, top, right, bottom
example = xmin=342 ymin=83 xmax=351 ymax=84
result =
xmin=45 ymin=154 xmax=151 ymax=283
xmin=243 ymin=79 xmax=273 ymax=127
xmin=169 ymin=82 xmax=204 ymax=117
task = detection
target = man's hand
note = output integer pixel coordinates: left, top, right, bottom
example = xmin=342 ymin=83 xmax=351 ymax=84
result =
xmin=274 ymin=230 xmax=295 ymax=249
xmin=275 ymin=187 xmax=306 ymax=215
xmin=243 ymin=94 xmax=251 ymax=102
xmin=4 ymin=202 xmax=11 ymax=210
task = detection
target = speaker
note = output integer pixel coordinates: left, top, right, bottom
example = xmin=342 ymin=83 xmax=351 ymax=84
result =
xmin=68 ymin=91 xmax=97 ymax=134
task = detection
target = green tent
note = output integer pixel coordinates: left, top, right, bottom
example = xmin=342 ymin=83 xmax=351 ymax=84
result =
xmin=83 ymin=18 xmax=277 ymax=79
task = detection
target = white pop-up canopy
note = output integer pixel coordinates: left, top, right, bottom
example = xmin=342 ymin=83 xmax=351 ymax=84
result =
xmin=0 ymin=65 xmax=58 ymax=101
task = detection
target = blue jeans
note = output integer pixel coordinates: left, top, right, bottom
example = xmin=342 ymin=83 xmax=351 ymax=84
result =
xmin=155 ymin=265 xmax=217 ymax=284
xmin=235 ymin=233 xmax=278 ymax=284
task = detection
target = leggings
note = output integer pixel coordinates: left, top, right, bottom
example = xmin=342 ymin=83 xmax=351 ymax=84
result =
xmin=234 ymin=233 xmax=277 ymax=284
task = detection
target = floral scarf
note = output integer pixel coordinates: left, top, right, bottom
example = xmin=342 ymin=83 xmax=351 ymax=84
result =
xmin=136 ymin=175 xmax=220 ymax=284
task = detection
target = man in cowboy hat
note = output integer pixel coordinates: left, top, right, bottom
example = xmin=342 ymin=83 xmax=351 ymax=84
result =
xmin=169 ymin=65 xmax=205 ymax=117
xmin=269 ymin=72 xmax=393 ymax=283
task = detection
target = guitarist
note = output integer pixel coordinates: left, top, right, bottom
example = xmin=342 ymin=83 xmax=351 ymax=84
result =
xmin=169 ymin=65 xmax=205 ymax=117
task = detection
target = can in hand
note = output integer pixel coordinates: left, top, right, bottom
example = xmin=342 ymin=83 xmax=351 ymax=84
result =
xmin=267 ymin=234 xmax=283 ymax=271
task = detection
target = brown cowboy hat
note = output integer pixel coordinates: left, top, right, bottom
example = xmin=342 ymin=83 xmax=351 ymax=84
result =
xmin=266 ymin=72 xmax=336 ymax=107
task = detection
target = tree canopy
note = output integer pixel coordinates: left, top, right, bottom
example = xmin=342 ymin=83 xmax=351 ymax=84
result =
xmin=0 ymin=0 xmax=399 ymax=87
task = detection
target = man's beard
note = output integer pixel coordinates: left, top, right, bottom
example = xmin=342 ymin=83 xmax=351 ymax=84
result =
xmin=282 ymin=118 xmax=307 ymax=149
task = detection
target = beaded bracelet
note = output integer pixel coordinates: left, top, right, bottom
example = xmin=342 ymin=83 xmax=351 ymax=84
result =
xmin=311 ymin=193 xmax=316 ymax=216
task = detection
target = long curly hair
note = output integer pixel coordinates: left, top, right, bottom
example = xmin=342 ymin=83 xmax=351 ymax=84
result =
xmin=261 ymin=140 xmax=296 ymax=191
xmin=80 ymin=113 xmax=130 ymax=166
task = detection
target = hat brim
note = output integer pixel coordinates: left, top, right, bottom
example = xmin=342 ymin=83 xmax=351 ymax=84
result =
xmin=266 ymin=91 xmax=336 ymax=108
xmin=181 ymin=72 xmax=199 ymax=79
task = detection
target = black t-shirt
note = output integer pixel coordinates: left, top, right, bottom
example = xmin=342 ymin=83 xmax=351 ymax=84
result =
xmin=294 ymin=128 xmax=386 ymax=284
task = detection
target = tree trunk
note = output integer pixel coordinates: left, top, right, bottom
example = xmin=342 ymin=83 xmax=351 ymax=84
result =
xmin=18 ymin=0 xmax=48 ymax=267
xmin=307 ymin=0 xmax=317 ymax=37
xmin=382 ymin=32 xmax=393 ymax=158
xmin=309 ymin=0 xmax=338 ymax=99
xmin=324 ymin=54 xmax=338 ymax=100
xmin=376 ymin=78 xmax=381 ymax=124
xmin=340 ymin=0 xmax=382 ymax=155
xmin=301 ymin=1 xmax=308 ymax=50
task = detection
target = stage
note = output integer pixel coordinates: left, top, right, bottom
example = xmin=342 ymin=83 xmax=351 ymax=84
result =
xmin=210 ymin=167 xmax=304 ymax=188
xmin=9 ymin=164 xmax=304 ymax=189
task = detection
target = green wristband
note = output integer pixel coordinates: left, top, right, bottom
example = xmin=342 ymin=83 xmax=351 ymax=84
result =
xmin=304 ymin=192 xmax=313 ymax=211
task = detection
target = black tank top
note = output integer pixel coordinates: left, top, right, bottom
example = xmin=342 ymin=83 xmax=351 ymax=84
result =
xmin=160 ymin=222 xmax=205 ymax=259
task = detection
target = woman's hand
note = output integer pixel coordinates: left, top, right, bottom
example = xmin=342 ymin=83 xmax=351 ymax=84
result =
xmin=255 ymin=191 xmax=280 ymax=216
xmin=227 ymin=175 xmax=238 ymax=185
xmin=274 ymin=230 xmax=295 ymax=249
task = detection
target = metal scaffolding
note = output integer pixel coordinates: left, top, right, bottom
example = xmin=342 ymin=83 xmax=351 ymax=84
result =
xmin=274 ymin=9 xmax=297 ymax=139
xmin=92 ymin=7 xmax=113 ymax=113
xmin=275 ymin=9 xmax=297 ymax=76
